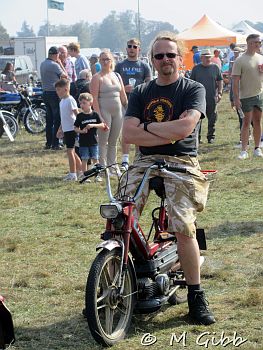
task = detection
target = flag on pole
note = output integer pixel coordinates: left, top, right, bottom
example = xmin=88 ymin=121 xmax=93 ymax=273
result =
xmin=47 ymin=0 xmax=64 ymax=11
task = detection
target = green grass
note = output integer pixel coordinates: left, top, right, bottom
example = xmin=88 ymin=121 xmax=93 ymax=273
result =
xmin=0 ymin=94 xmax=263 ymax=350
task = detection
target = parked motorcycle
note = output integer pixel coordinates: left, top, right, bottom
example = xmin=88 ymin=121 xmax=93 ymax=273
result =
xmin=80 ymin=161 xmax=216 ymax=347
xmin=0 ymin=110 xmax=19 ymax=139
xmin=0 ymin=84 xmax=46 ymax=134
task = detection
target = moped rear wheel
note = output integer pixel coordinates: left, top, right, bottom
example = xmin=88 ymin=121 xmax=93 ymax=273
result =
xmin=85 ymin=248 xmax=136 ymax=347
xmin=24 ymin=106 xmax=46 ymax=134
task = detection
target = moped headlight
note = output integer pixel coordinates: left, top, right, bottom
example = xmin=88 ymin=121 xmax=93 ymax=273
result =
xmin=100 ymin=203 xmax=123 ymax=219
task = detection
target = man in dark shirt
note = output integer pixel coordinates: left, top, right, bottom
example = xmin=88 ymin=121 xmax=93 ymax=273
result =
xmin=190 ymin=49 xmax=223 ymax=143
xmin=40 ymin=46 xmax=67 ymax=149
xmin=122 ymin=32 xmax=215 ymax=325
xmin=115 ymin=38 xmax=152 ymax=170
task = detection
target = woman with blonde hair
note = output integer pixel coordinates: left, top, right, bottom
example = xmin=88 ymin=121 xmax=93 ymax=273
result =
xmin=90 ymin=50 xmax=127 ymax=173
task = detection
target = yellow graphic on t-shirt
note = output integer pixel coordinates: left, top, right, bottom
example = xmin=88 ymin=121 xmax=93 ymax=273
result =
xmin=153 ymin=105 xmax=165 ymax=122
xmin=144 ymin=97 xmax=173 ymax=122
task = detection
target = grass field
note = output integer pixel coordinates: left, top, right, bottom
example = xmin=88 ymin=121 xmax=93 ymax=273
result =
xmin=0 ymin=95 xmax=263 ymax=350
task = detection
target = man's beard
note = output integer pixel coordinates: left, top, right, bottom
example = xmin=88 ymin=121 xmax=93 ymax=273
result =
xmin=160 ymin=64 xmax=174 ymax=75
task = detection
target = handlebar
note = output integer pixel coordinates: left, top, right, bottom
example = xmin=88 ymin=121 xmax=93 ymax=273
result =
xmin=79 ymin=160 xmax=215 ymax=203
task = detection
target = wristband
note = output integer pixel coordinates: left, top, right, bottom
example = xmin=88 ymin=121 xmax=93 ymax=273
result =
xmin=144 ymin=121 xmax=152 ymax=131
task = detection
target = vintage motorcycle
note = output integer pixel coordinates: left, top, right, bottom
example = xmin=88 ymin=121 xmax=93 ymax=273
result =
xmin=81 ymin=161 xmax=215 ymax=347
xmin=0 ymin=84 xmax=46 ymax=134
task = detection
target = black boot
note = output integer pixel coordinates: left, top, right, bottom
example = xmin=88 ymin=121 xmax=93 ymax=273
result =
xmin=188 ymin=290 xmax=216 ymax=325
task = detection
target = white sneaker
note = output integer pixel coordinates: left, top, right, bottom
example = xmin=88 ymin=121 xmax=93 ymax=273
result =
xmin=120 ymin=161 xmax=129 ymax=171
xmin=253 ymin=148 xmax=263 ymax=158
xmin=238 ymin=151 xmax=249 ymax=160
xmin=95 ymin=175 xmax=103 ymax=182
xmin=63 ymin=173 xmax=77 ymax=181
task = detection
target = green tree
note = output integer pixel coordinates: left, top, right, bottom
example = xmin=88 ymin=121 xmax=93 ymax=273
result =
xmin=17 ymin=21 xmax=35 ymax=37
xmin=0 ymin=22 xmax=9 ymax=40
xmin=91 ymin=11 xmax=127 ymax=51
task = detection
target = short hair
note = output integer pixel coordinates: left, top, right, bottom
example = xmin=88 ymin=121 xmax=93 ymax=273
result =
xmin=246 ymin=34 xmax=260 ymax=42
xmin=99 ymin=49 xmax=115 ymax=71
xmin=79 ymin=69 xmax=91 ymax=80
xmin=54 ymin=78 xmax=70 ymax=89
xmin=68 ymin=42 xmax=80 ymax=53
xmin=149 ymin=31 xmax=185 ymax=63
xmin=127 ymin=38 xmax=141 ymax=46
xmin=79 ymin=92 xmax=93 ymax=103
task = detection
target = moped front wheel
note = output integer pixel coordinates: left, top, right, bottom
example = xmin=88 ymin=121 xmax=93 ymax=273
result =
xmin=85 ymin=248 xmax=136 ymax=347
xmin=24 ymin=106 xmax=46 ymax=134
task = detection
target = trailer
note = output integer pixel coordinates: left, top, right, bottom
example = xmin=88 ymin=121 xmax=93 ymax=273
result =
xmin=14 ymin=36 xmax=78 ymax=78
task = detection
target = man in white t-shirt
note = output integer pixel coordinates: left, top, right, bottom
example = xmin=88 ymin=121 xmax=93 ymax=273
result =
xmin=232 ymin=34 xmax=263 ymax=160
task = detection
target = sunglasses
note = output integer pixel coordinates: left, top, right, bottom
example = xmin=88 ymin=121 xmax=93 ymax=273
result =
xmin=127 ymin=44 xmax=139 ymax=49
xmin=153 ymin=52 xmax=179 ymax=60
xmin=100 ymin=58 xmax=111 ymax=62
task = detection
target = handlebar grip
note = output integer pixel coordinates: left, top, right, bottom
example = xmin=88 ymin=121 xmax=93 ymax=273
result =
xmin=165 ymin=165 xmax=187 ymax=173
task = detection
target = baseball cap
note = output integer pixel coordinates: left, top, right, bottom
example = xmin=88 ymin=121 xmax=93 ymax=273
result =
xmin=48 ymin=46 xmax=59 ymax=55
xmin=201 ymin=48 xmax=212 ymax=57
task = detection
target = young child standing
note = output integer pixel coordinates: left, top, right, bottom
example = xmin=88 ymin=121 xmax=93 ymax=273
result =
xmin=74 ymin=92 xmax=106 ymax=182
xmin=55 ymin=78 xmax=82 ymax=181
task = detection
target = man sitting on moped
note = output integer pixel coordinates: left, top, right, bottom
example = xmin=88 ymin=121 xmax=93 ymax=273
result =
xmin=122 ymin=31 xmax=216 ymax=325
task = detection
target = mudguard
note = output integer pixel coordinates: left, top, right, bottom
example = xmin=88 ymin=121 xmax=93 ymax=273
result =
xmin=96 ymin=239 xmax=122 ymax=251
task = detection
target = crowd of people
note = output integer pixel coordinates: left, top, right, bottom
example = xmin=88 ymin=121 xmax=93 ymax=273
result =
xmin=189 ymin=35 xmax=263 ymax=156
xmin=40 ymin=39 xmax=152 ymax=180
xmin=39 ymin=33 xmax=263 ymax=182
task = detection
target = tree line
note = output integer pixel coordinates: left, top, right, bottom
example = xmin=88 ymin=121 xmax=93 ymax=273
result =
xmin=1 ymin=12 xmax=262 ymax=54
xmin=0 ymin=10 xmax=177 ymax=54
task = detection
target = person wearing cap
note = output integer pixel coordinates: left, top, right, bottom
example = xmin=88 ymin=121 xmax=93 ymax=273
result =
xmin=40 ymin=46 xmax=67 ymax=150
xmin=191 ymin=45 xmax=201 ymax=65
xmin=232 ymin=34 xmax=263 ymax=160
xmin=89 ymin=54 xmax=101 ymax=75
xmin=115 ymin=38 xmax=152 ymax=170
xmin=190 ymin=48 xmax=223 ymax=144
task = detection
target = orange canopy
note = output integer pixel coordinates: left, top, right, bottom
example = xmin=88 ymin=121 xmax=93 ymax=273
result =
xmin=176 ymin=15 xmax=246 ymax=70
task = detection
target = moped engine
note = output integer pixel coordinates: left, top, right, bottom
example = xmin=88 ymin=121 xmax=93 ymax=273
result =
xmin=135 ymin=273 xmax=171 ymax=313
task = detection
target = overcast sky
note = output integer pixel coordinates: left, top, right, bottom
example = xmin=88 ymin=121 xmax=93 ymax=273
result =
xmin=1 ymin=0 xmax=262 ymax=36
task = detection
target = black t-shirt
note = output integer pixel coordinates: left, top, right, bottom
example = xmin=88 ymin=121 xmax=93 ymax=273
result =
xmin=74 ymin=111 xmax=101 ymax=147
xmin=125 ymin=77 xmax=206 ymax=157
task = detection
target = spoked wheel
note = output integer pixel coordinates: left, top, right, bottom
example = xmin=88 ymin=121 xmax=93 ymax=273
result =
xmin=86 ymin=248 xmax=136 ymax=347
xmin=0 ymin=111 xmax=19 ymax=139
xmin=24 ymin=107 xmax=46 ymax=134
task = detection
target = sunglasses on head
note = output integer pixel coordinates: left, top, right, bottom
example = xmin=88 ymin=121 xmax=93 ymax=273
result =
xmin=153 ymin=52 xmax=179 ymax=60
xmin=127 ymin=44 xmax=139 ymax=49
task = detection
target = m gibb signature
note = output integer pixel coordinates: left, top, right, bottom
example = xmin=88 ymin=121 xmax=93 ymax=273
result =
xmin=141 ymin=331 xmax=248 ymax=347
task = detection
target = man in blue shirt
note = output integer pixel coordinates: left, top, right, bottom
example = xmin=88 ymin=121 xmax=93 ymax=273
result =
xmin=191 ymin=45 xmax=201 ymax=65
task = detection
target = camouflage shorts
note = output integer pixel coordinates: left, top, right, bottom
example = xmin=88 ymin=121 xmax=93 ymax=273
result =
xmin=121 ymin=154 xmax=210 ymax=238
